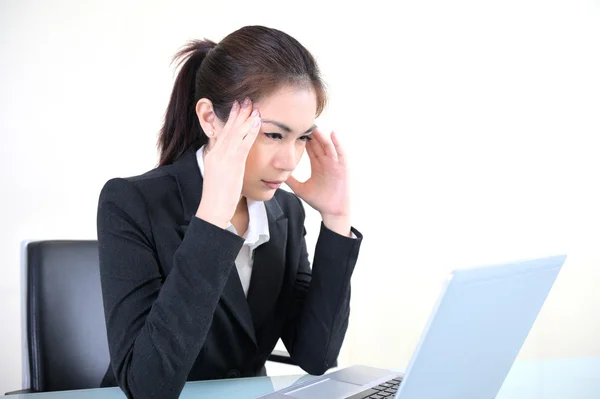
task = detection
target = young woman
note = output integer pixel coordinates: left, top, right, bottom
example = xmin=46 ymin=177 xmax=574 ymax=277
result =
xmin=97 ymin=25 xmax=362 ymax=399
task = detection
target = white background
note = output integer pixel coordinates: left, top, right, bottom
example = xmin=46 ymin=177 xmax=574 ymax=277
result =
xmin=1 ymin=0 xmax=599 ymax=393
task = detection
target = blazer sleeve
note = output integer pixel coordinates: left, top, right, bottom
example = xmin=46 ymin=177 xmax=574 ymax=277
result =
xmin=97 ymin=178 xmax=244 ymax=399
xmin=280 ymin=196 xmax=362 ymax=375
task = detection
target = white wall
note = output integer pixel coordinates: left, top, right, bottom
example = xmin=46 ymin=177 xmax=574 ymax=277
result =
xmin=1 ymin=0 xmax=599 ymax=393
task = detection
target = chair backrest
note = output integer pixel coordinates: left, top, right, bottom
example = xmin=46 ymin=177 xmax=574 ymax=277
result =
xmin=25 ymin=240 xmax=110 ymax=392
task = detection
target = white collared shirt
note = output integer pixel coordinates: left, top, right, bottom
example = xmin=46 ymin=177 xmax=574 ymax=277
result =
xmin=196 ymin=145 xmax=270 ymax=297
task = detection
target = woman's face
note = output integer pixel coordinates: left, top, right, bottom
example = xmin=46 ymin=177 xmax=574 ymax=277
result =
xmin=241 ymin=85 xmax=318 ymax=201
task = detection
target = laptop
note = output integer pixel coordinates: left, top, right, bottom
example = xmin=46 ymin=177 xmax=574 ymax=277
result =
xmin=259 ymin=254 xmax=566 ymax=399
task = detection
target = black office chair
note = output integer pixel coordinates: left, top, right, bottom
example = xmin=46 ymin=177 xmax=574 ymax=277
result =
xmin=6 ymin=241 xmax=109 ymax=394
xmin=6 ymin=240 xmax=295 ymax=395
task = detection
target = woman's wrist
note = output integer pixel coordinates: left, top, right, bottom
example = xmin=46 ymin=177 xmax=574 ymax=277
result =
xmin=196 ymin=202 xmax=230 ymax=230
xmin=321 ymin=213 xmax=351 ymax=237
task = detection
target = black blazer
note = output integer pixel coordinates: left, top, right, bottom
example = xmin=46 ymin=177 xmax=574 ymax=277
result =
xmin=96 ymin=147 xmax=362 ymax=399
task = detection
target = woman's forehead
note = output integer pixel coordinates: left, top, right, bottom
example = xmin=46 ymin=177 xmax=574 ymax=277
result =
xmin=256 ymin=86 xmax=317 ymax=133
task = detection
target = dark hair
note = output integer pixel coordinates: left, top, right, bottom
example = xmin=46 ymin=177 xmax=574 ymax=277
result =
xmin=157 ymin=25 xmax=327 ymax=166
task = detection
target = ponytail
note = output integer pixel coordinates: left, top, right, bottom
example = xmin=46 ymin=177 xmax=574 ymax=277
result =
xmin=158 ymin=39 xmax=216 ymax=166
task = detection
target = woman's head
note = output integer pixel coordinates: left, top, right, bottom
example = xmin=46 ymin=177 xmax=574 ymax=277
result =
xmin=158 ymin=25 xmax=327 ymax=177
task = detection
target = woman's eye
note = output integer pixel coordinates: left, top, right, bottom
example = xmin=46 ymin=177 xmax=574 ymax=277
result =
xmin=264 ymin=133 xmax=312 ymax=142
xmin=264 ymin=133 xmax=283 ymax=140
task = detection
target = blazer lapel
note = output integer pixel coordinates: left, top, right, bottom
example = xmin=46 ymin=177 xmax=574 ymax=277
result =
xmin=246 ymin=198 xmax=288 ymax=331
xmin=170 ymin=147 xmax=257 ymax=346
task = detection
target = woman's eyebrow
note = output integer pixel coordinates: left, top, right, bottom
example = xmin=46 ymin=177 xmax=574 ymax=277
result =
xmin=261 ymin=119 xmax=317 ymax=134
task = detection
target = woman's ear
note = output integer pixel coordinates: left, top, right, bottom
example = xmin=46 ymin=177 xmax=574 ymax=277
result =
xmin=195 ymin=98 xmax=219 ymax=136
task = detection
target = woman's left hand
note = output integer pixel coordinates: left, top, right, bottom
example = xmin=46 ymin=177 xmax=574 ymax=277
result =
xmin=286 ymin=128 xmax=352 ymax=236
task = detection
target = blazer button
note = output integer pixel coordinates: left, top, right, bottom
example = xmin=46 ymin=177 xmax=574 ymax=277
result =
xmin=227 ymin=369 xmax=240 ymax=378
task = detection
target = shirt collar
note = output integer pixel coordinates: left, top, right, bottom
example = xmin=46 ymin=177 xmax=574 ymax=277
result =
xmin=196 ymin=145 xmax=270 ymax=249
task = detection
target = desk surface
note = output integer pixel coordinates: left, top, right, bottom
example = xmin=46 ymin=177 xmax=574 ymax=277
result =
xmin=12 ymin=357 xmax=600 ymax=398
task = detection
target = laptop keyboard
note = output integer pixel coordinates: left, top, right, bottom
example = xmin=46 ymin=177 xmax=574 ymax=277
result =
xmin=347 ymin=377 xmax=403 ymax=398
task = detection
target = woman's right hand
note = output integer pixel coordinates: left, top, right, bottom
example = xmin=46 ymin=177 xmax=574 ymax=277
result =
xmin=195 ymin=98 xmax=262 ymax=229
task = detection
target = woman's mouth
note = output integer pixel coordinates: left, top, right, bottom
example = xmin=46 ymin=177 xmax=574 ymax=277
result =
xmin=262 ymin=180 xmax=283 ymax=189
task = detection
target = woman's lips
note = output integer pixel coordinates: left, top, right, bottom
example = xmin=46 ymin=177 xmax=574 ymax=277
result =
xmin=262 ymin=180 xmax=283 ymax=189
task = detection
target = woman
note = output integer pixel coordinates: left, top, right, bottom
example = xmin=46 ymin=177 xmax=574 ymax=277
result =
xmin=97 ymin=25 xmax=362 ymax=399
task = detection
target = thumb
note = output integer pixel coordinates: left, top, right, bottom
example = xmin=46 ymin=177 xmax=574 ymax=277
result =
xmin=285 ymin=175 xmax=304 ymax=196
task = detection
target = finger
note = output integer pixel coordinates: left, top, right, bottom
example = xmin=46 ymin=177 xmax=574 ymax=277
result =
xmin=285 ymin=175 xmax=304 ymax=196
xmin=219 ymin=100 xmax=241 ymax=138
xmin=307 ymin=131 xmax=326 ymax=158
xmin=319 ymin=130 xmax=338 ymax=162
xmin=330 ymin=130 xmax=346 ymax=164
xmin=305 ymin=139 xmax=321 ymax=167
xmin=232 ymin=97 xmax=255 ymax=133
xmin=223 ymin=105 xmax=258 ymax=151
xmin=239 ymin=111 xmax=262 ymax=152
xmin=213 ymin=101 xmax=241 ymax=151
xmin=221 ymin=98 xmax=254 ymax=143
xmin=305 ymin=138 xmax=316 ymax=159
xmin=311 ymin=128 xmax=327 ymax=157
xmin=311 ymin=128 xmax=335 ymax=157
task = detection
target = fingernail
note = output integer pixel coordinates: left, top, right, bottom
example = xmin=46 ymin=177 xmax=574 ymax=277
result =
xmin=232 ymin=101 xmax=239 ymax=111
xmin=242 ymin=98 xmax=251 ymax=108
xmin=251 ymin=109 xmax=259 ymax=117
xmin=253 ymin=117 xmax=261 ymax=128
